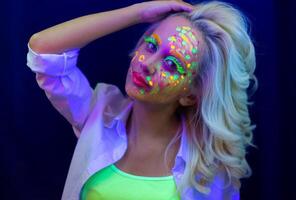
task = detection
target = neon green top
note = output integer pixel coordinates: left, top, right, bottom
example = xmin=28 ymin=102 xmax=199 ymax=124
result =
xmin=80 ymin=164 xmax=181 ymax=200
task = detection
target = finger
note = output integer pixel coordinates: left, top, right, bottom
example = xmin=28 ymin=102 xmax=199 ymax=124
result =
xmin=171 ymin=3 xmax=194 ymax=12
xmin=171 ymin=1 xmax=195 ymax=12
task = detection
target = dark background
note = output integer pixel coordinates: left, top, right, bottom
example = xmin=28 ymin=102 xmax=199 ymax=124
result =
xmin=1 ymin=0 xmax=295 ymax=199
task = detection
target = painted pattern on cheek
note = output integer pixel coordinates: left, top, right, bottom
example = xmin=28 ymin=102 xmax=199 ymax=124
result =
xmin=138 ymin=54 xmax=145 ymax=62
xmin=167 ymin=26 xmax=201 ymax=85
xmin=130 ymin=28 xmax=199 ymax=97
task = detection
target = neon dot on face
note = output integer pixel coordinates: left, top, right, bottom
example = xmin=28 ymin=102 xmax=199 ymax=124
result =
xmin=168 ymin=36 xmax=177 ymax=42
xmin=140 ymin=89 xmax=145 ymax=95
xmin=173 ymin=74 xmax=179 ymax=80
xmin=183 ymin=26 xmax=191 ymax=31
xmin=152 ymin=33 xmax=162 ymax=45
xmin=139 ymin=55 xmax=145 ymax=62
xmin=185 ymin=55 xmax=191 ymax=60
xmin=192 ymin=48 xmax=198 ymax=54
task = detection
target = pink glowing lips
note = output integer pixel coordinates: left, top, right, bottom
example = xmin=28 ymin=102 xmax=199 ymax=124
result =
xmin=132 ymin=71 xmax=151 ymax=90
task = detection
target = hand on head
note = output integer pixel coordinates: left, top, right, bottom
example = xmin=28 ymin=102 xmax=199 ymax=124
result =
xmin=133 ymin=0 xmax=194 ymax=23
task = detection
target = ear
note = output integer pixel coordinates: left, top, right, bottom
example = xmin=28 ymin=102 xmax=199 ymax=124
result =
xmin=179 ymin=94 xmax=197 ymax=106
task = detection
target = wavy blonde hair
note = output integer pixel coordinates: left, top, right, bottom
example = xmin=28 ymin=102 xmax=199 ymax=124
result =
xmin=129 ymin=1 xmax=257 ymax=196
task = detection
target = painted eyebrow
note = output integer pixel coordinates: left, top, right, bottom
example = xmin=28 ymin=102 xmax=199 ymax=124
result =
xmin=144 ymin=35 xmax=158 ymax=47
xmin=169 ymin=50 xmax=187 ymax=66
xmin=144 ymin=34 xmax=189 ymax=71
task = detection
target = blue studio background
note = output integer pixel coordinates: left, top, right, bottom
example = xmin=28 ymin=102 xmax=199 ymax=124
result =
xmin=1 ymin=0 xmax=295 ymax=199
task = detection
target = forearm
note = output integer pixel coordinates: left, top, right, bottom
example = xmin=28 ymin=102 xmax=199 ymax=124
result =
xmin=29 ymin=5 xmax=140 ymax=54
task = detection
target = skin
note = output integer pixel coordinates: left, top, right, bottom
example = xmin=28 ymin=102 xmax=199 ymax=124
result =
xmin=126 ymin=17 xmax=203 ymax=105
xmin=116 ymin=16 xmax=205 ymax=176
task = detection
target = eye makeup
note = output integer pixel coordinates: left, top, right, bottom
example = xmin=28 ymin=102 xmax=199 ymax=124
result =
xmin=144 ymin=35 xmax=158 ymax=47
xmin=164 ymin=56 xmax=185 ymax=74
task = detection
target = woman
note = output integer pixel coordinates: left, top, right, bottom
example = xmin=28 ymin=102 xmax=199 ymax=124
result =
xmin=27 ymin=0 xmax=257 ymax=199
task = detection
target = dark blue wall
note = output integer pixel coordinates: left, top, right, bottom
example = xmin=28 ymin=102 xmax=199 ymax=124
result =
xmin=1 ymin=0 xmax=295 ymax=199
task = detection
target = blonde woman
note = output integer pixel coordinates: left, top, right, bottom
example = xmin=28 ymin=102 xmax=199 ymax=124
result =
xmin=27 ymin=0 xmax=257 ymax=199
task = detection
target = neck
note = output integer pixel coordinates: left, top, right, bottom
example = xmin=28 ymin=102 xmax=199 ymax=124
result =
xmin=127 ymin=100 xmax=181 ymax=148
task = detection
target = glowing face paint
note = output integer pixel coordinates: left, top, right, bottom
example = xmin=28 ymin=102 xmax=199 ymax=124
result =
xmin=131 ymin=51 xmax=138 ymax=62
xmin=168 ymin=36 xmax=177 ymax=42
xmin=139 ymin=89 xmax=145 ymax=95
xmin=127 ymin=21 xmax=202 ymax=102
xmin=165 ymin=25 xmax=200 ymax=84
xmin=185 ymin=55 xmax=191 ymax=60
xmin=164 ymin=56 xmax=185 ymax=74
xmin=152 ymin=33 xmax=162 ymax=45
xmin=138 ymin=55 xmax=145 ymax=62
xmin=144 ymin=36 xmax=157 ymax=46
xmin=192 ymin=48 xmax=198 ymax=54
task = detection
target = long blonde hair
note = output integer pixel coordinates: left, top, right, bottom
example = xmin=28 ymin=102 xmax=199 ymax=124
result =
xmin=129 ymin=1 xmax=257 ymax=196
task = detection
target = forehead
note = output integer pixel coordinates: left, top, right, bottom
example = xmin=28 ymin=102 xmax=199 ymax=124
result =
xmin=150 ymin=16 xmax=203 ymax=63
xmin=152 ymin=16 xmax=199 ymax=46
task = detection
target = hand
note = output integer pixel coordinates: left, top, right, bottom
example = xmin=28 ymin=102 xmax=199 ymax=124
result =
xmin=132 ymin=0 xmax=194 ymax=23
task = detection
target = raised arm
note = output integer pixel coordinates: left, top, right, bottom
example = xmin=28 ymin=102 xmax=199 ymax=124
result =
xmin=28 ymin=1 xmax=193 ymax=54
xmin=27 ymin=1 xmax=193 ymax=137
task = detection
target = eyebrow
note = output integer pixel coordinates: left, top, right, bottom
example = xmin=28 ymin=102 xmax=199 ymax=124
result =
xmin=151 ymin=33 xmax=162 ymax=45
xmin=145 ymin=34 xmax=189 ymax=69
xmin=169 ymin=49 xmax=187 ymax=66
xmin=144 ymin=35 xmax=158 ymax=46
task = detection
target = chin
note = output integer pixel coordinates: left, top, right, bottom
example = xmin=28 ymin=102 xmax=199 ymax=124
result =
xmin=125 ymin=86 xmax=149 ymax=102
xmin=126 ymin=88 xmax=173 ymax=107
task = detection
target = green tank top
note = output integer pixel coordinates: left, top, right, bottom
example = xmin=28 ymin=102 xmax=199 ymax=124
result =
xmin=80 ymin=164 xmax=181 ymax=200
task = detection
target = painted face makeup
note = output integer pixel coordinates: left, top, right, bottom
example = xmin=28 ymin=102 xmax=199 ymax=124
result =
xmin=126 ymin=18 xmax=202 ymax=102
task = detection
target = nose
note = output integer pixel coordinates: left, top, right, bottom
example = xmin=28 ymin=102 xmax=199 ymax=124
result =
xmin=140 ymin=59 xmax=156 ymax=75
xmin=140 ymin=63 xmax=155 ymax=75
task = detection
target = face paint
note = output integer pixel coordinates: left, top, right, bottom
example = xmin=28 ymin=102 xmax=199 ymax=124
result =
xmin=152 ymin=33 xmax=162 ymax=45
xmin=139 ymin=88 xmax=145 ymax=95
xmin=127 ymin=21 xmax=201 ymax=101
xmin=166 ymin=25 xmax=200 ymax=82
xmin=132 ymin=51 xmax=138 ymax=62
xmin=144 ymin=36 xmax=157 ymax=46
xmin=138 ymin=54 xmax=145 ymax=62
xmin=185 ymin=55 xmax=191 ymax=60
xmin=192 ymin=48 xmax=198 ymax=54
xmin=164 ymin=56 xmax=185 ymax=74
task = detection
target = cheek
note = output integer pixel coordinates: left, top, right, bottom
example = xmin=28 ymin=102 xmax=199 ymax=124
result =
xmin=158 ymin=70 xmax=187 ymax=91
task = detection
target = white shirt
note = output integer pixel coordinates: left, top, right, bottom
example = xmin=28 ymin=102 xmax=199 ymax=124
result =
xmin=26 ymin=43 xmax=240 ymax=200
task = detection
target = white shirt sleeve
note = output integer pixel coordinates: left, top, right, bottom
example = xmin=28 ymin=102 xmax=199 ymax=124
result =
xmin=26 ymin=43 xmax=94 ymax=138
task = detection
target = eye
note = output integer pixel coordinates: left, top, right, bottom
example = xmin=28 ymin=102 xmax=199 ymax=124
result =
xmin=146 ymin=42 xmax=157 ymax=53
xmin=144 ymin=36 xmax=158 ymax=53
xmin=164 ymin=56 xmax=185 ymax=74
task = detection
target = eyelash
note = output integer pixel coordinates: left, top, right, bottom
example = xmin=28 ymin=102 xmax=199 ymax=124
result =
xmin=164 ymin=56 xmax=185 ymax=74
xmin=143 ymin=36 xmax=185 ymax=74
